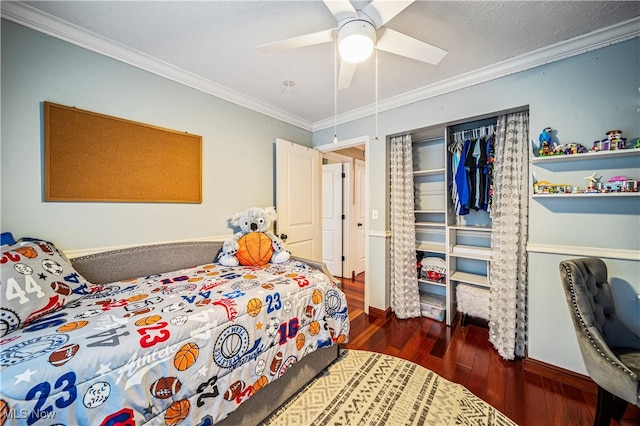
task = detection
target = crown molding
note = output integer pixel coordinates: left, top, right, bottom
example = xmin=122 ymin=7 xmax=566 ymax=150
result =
xmin=3 ymin=2 xmax=637 ymax=133
xmin=313 ymin=16 xmax=640 ymax=131
xmin=0 ymin=1 xmax=314 ymax=131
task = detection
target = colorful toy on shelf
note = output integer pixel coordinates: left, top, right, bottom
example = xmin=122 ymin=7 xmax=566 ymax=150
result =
xmin=561 ymin=143 xmax=589 ymax=155
xmin=583 ymin=172 xmax=602 ymax=193
xmin=533 ymin=180 xmax=573 ymax=194
xmin=539 ymin=127 xmax=552 ymax=145
xmin=593 ymin=130 xmax=627 ymax=151
xmin=602 ymin=176 xmax=638 ymax=193
xmin=538 ymin=127 xmax=556 ymax=156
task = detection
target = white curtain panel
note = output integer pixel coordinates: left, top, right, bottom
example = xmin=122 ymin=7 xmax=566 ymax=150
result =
xmin=489 ymin=111 xmax=530 ymax=360
xmin=390 ymin=134 xmax=421 ymax=319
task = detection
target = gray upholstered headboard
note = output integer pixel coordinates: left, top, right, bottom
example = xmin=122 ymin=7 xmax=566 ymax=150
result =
xmin=71 ymin=241 xmax=223 ymax=284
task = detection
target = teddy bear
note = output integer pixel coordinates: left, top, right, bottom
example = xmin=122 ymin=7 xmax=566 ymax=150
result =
xmin=217 ymin=206 xmax=290 ymax=267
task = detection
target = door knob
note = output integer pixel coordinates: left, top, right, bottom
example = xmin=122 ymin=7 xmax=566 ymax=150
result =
xmin=280 ymin=233 xmax=288 ymax=241
xmin=357 ymin=222 xmax=363 ymax=227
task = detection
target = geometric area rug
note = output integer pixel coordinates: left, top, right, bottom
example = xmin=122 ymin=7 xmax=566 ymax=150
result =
xmin=262 ymin=350 xmax=517 ymax=426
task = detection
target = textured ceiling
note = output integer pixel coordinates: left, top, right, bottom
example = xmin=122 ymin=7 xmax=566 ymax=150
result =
xmin=14 ymin=1 xmax=640 ymax=128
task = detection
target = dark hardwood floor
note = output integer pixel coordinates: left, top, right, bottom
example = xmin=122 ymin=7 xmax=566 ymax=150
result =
xmin=339 ymin=273 xmax=640 ymax=426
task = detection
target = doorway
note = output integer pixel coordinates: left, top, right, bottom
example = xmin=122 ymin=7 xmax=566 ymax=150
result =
xmin=317 ymin=136 xmax=369 ymax=314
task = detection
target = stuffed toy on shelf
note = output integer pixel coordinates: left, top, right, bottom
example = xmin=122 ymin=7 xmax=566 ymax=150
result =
xmin=538 ymin=127 xmax=555 ymax=156
xmin=218 ymin=206 xmax=290 ymax=267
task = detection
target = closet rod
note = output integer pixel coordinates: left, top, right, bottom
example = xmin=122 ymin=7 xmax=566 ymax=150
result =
xmin=450 ymin=124 xmax=495 ymax=144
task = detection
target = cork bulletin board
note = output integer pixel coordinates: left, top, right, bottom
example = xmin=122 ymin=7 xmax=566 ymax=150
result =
xmin=44 ymin=102 xmax=202 ymax=203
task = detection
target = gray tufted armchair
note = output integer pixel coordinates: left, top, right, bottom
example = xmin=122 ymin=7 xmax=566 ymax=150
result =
xmin=559 ymin=258 xmax=640 ymax=426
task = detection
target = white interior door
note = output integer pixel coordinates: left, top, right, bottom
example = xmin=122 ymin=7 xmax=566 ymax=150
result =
xmin=322 ymin=163 xmax=343 ymax=277
xmin=275 ymin=138 xmax=321 ymax=261
xmin=354 ymin=158 xmax=366 ymax=275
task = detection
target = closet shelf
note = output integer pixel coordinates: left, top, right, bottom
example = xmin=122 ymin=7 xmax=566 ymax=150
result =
xmin=416 ymin=242 xmax=446 ymax=253
xmin=415 ymin=190 xmax=446 ymax=195
xmin=415 ymin=221 xmax=447 ymax=228
xmin=450 ymin=271 xmax=490 ymax=288
xmin=450 ymin=245 xmax=492 ymax=260
xmin=418 ymin=278 xmax=446 ymax=288
xmin=415 ymin=209 xmax=446 ymax=214
xmin=414 ymin=168 xmax=446 ymax=177
xmin=448 ymin=224 xmax=492 ymax=232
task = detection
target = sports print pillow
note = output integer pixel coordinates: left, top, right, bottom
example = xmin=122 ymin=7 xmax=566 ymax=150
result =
xmin=0 ymin=238 xmax=93 ymax=336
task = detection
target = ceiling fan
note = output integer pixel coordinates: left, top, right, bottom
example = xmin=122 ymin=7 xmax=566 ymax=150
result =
xmin=257 ymin=0 xmax=447 ymax=90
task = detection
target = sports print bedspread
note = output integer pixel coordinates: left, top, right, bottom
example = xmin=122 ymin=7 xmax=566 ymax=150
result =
xmin=0 ymin=260 xmax=349 ymax=425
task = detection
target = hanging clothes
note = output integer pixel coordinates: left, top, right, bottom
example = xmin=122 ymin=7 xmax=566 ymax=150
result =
xmin=464 ymin=138 xmax=478 ymax=212
xmin=454 ymin=139 xmax=472 ymax=215
xmin=487 ymin=133 xmax=495 ymax=212
xmin=449 ymin=141 xmax=462 ymax=214
xmin=451 ymin=126 xmax=496 ymax=216
xmin=453 ymin=138 xmax=483 ymax=216
xmin=477 ymin=136 xmax=488 ymax=210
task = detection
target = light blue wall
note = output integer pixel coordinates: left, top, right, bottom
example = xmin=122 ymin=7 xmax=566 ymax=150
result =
xmin=314 ymin=38 xmax=640 ymax=374
xmin=1 ymin=20 xmax=311 ymax=253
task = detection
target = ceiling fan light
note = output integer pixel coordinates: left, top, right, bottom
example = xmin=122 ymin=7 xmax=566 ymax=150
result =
xmin=338 ymin=20 xmax=375 ymax=63
xmin=340 ymin=35 xmax=374 ymax=63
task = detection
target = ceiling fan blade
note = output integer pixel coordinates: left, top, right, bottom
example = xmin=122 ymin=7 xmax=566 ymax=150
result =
xmin=257 ymin=28 xmax=335 ymax=53
xmin=338 ymin=60 xmax=357 ymax=90
xmin=323 ymin=0 xmax=357 ymax=22
xmin=376 ymin=28 xmax=447 ymax=64
xmin=362 ymin=0 xmax=414 ymax=27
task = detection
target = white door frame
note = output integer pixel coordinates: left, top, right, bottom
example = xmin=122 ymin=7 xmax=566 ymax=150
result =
xmin=316 ymin=135 xmax=370 ymax=315
xmin=353 ymin=158 xmax=366 ymax=275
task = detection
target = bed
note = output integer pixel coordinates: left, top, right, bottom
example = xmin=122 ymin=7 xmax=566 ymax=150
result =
xmin=0 ymin=239 xmax=348 ymax=425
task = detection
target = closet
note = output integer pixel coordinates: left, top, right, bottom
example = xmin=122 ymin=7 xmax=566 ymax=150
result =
xmin=413 ymin=116 xmax=497 ymax=326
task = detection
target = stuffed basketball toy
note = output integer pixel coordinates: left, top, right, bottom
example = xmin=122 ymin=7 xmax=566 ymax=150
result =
xmin=218 ymin=206 xmax=290 ymax=267
xmin=237 ymin=233 xmax=274 ymax=266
